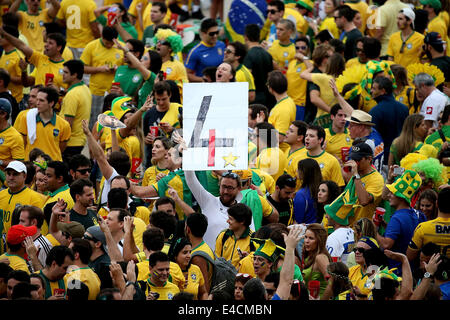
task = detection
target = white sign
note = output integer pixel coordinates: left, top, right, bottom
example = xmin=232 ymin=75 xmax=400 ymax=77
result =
xmin=182 ymin=82 xmax=248 ymax=170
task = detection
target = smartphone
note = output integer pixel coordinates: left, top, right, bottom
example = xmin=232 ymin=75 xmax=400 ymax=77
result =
xmin=150 ymin=292 xmax=160 ymax=300
xmin=393 ymin=167 xmax=404 ymax=176
xmin=237 ymin=247 xmax=243 ymax=259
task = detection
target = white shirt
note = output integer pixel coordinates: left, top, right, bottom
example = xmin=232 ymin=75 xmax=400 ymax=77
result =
xmin=184 ymin=170 xmax=254 ymax=251
xmin=34 ymin=234 xmax=53 ymax=268
xmin=100 ymin=168 xmax=119 ymax=205
xmin=326 ymin=227 xmax=355 ymax=265
xmin=420 ymin=89 xmax=450 ymax=128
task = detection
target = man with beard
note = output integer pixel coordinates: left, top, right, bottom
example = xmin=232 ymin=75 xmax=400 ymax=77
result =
xmin=69 ymin=179 xmax=98 ymax=230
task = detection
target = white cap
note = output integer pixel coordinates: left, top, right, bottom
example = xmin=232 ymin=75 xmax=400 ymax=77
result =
xmin=399 ymin=7 xmax=415 ymax=29
xmin=5 ymin=161 xmax=27 ymax=174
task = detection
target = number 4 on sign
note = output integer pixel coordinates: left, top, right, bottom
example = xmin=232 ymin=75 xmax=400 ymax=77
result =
xmin=188 ymin=95 xmax=234 ymax=167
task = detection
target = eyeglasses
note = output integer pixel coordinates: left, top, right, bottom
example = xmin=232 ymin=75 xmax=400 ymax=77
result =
xmin=83 ymin=234 xmax=98 ymax=242
xmin=236 ymin=273 xmax=251 ymax=278
xmin=267 ymin=9 xmax=278 ymax=14
xmin=208 ymin=31 xmax=219 ymax=37
xmin=353 ymin=247 xmax=366 ymax=254
xmin=76 ymin=168 xmax=91 ymax=174
xmin=225 ymin=48 xmax=235 ymax=54
xmin=295 ymin=45 xmax=307 ymax=50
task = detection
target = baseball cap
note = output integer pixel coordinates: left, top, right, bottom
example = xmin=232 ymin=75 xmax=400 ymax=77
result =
xmin=399 ymin=7 xmax=415 ymax=28
xmin=5 ymin=161 xmax=27 ymax=174
xmin=420 ymin=0 xmax=441 ymax=9
xmin=57 ymin=221 xmax=85 ymax=239
xmin=85 ymin=226 xmax=107 ymax=252
xmin=424 ymin=32 xmax=445 ymax=45
xmin=0 ymin=98 xmax=11 ymax=116
xmin=7 ymin=225 xmax=37 ymax=245
xmin=349 ymin=142 xmax=374 ymax=161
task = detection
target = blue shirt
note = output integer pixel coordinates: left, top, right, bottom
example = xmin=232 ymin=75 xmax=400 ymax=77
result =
xmin=293 ymin=187 xmax=317 ymax=224
xmin=185 ymin=41 xmax=226 ymax=77
xmin=440 ymin=282 xmax=450 ymax=300
xmin=369 ymin=94 xmax=409 ymax=165
xmin=384 ymin=208 xmax=427 ymax=273
xmin=365 ymin=128 xmax=384 ymax=173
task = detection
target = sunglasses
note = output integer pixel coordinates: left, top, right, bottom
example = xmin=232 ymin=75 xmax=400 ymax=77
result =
xmin=222 ymin=172 xmax=239 ymax=179
xmin=353 ymin=247 xmax=366 ymax=253
xmin=208 ymin=31 xmax=219 ymax=37
xmin=400 ymin=41 xmax=407 ymax=54
xmin=225 ymin=48 xmax=235 ymax=54
xmin=83 ymin=234 xmax=98 ymax=242
xmin=296 ymin=45 xmax=307 ymax=50
xmin=267 ymin=9 xmax=278 ymax=14
xmin=76 ymin=168 xmax=91 ymax=174
xmin=158 ymin=40 xmax=171 ymax=46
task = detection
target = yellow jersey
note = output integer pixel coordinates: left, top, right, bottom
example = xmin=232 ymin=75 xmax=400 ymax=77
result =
xmin=17 ymin=9 xmax=52 ymax=53
xmin=235 ymin=63 xmax=256 ymax=92
xmin=38 ymin=269 xmax=66 ymax=299
xmin=0 ymin=125 xmax=25 ymax=163
xmin=255 ymin=147 xmax=288 ymax=182
xmin=324 ymin=127 xmax=353 ymax=161
xmin=286 ymin=60 xmax=308 ymax=106
xmin=387 ymin=31 xmax=424 ymax=67
xmin=64 ymin=266 xmax=101 ymax=300
xmin=268 ymin=40 xmax=296 ymax=70
xmin=237 ymin=252 xmax=256 ymax=277
xmin=0 ymin=49 xmax=25 ymax=103
xmin=310 ymin=73 xmax=337 ymax=118
xmin=268 ymin=96 xmax=297 ymax=153
xmin=408 ymin=217 xmax=450 ymax=259
xmin=395 ymin=85 xmax=416 ymax=114
xmin=215 ymin=228 xmax=253 ymax=269
xmin=0 ymin=253 xmax=29 ymax=273
xmin=44 ymin=184 xmax=74 ymax=212
xmin=161 ymin=59 xmax=188 ymax=92
xmin=251 ymin=168 xmax=276 ymax=195
xmin=142 ymin=166 xmax=170 ymax=187
xmin=0 ymin=187 xmax=46 ymax=238
xmin=141 ymin=3 xmax=172 ymax=37
xmin=56 ymin=0 xmax=97 ymax=48
xmin=28 ymin=51 xmax=66 ymax=89
xmin=426 ymin=16 xmax=448 ymax=43
xmin=305 ymin=150 xmax=345 ymax=187
xmin=60 ymin=81 xmax=92 ymax=147
xmin=14 ymin=109 xmax=71 ymax=162
xmin=319 ymin=16 xmax=340 ymax=39
xmin=80 ymin=38 xmax=124 ymax=96
xmin=191 ymin=240 xmax=215 ymax=288
xmin=137 ymin=260 xmax=185 ymax=290
xmin=182 ymin=264 xmax=205 ymax=300
xmin=285 ymin=146 xmax=307 ymax=191
xmin=346 ymin=57 xmax=365 ymax=69
xmin=144 ymin=279 xmax=180 ymax=300
xmin=348 ymin=264 xmax=371 ymax=296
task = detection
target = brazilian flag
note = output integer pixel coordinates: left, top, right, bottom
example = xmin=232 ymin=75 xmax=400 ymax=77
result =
xmin=325 ymin=176 xmax=360 ymax=225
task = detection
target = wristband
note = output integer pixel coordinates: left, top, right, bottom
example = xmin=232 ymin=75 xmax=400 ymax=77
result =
xmin=125 ymin=281 xmax=135 ymax=287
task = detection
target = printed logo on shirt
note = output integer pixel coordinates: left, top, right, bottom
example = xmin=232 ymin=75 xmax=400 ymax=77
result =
xmin=166 ymin=67 xmax=172 ymax=75
xmin=191 ymin=273 xmax=197 ymax=281
xmin=132 ymin=75 xmax=141 ymax=83
xmin=59 ymin=68 xmax=64 ymax=74
xmin=39 ymin=20 xmax=44 ymax=27
xmin=283 ymin=51 xmax=288 ymax=57
xmin=168 ymin=293 xmax=174 ymax=300
xmin=407 ymin=43 xmax=412 ymax=50
xmin=0 ymin=137 xmax=4 ymax=145
xmin=346 ymin=137 xmax=350 ymax=142
xmin=319 ymin=163 xmax=324 ymax=169
xmin=202 ymin=54 xmax=209 ymax=58
xmin=5 ymin=60 xmax=9 ymax=66
xmin=297 ymin=67 xmax=302 ymax=73
xmin=426 ymin=106 xmax=433 ymax=115
xmin=218 ymin=48 xmax=223 ymax=55
xmin=116 ymin=53 xmax=120 ymax=59
xmin=53 ymin=129 xmax=59 ymax=137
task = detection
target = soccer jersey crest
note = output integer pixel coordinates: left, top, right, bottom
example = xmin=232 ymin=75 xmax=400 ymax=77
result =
xmin=53 ymin=129 xmax=59 ymax=137
xmin=407 ymin=43 xmax=412 ymax=50
xmin=218 ymin=48 xmax=223 ymax=55
xmin=191 ymin=273 xmax=197 ymax=281
xmin=319 ymin=163 xmax=324 ymax=169
xmin=0 ymin=137 xmax=4 ymax=145
xmin=132 ymin=75 xmax=141 ymax=83
xmin=166 ymin=67 xmax=172 ymax=75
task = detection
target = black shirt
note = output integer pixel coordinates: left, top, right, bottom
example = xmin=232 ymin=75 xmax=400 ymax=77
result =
xmin=430 ymin=56 xmax=450 ymax=83
xmin=266 ymin=194 xmax=293 ymax=226
xmin=143 ymin=107 xmax=168 ymax=163
xmin=343 ymin=28 xmax=363 ymax=61
xmin=69 ymin=208 xmax=98 ymax=230
xmin=0 ymin=91 xmax=19 ymax=124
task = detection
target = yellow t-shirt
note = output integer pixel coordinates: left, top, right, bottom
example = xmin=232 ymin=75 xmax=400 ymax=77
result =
xmin=237 ymin=252 xmax=256 ymax=277
xmin=182 ymin=264 xmax=205 ymax=300
xmin=348 ymin=264 xmax=371 ymax=297
xmin=17 ymin=9 xmax=52 ymax=53
xmin=255 ymin=147 xmax=288 ymax=182
xmin=235 ymin=63 xmax=255 ymax=92
xmin=142 ymin=166 xmax=170 ymax=187
xmin=56 ymin=0 xmax=97 ymax=48
xmin=345 ymin=0 xmax=369 ymax=34
xmin=268 ymin=96 xmax=297 ymax=153
xmin=62 ymin=47 xmax=74 ymax=62
xmin=215 ymin=229 xmax=253 ymax=269
xmin=408 ymin=217 xmax=450 ymax=259
xmin=286 ymin=60 xmax=308 ymax=106
xmin=151 ymin=174 xmax=186 ymax=221
xmin=28 ymin=51 xmax=66 ymax=89
xmin=387 ymin=31 xmax=424 ymax=68
xmin=0 ymin=125 xmax=25 ymax=163
xmin=64 ymin=266 xmax=101 ymax=300
xmin=80 ymin=39 xmax=124 ymax=96
xmin=60 ymin=82 xmax=92 ymax=147
xmin=395 ymin=85 xmax=416 ymax=114
xmin=319 ymin=16 xmax=340 ymax=39
xmin=44 ymin=185 xmax=75 ymax=212
xmin=345 ymin=57 xmax=365 ymax=70
xmin=14 ymin=109 xmax=71 ymax=162
xmin=324 ymin=127 xmax=353 ymax=161
xmin=268 ymin=40 xmax=296 ymax=70
xmin=145 ymin=279 xmax=180 ymax=300
xmin=0 ymin=187 xmax=46 ymax=237
xmin=161 ymin=59 xmax=188 ymax=92
xmin=132 ymin=216 xmax=147 ymax=252
xmin=0 ymin=49 xmax=24 ymax=103
xmin=426 ymin=16 xmax=448 ymax=43
xmin=251 ymin=168 xmax=276 ymax=195
xmin=310 ymin=73 xmax=337 ymax=118
xmin=137 ymin=260 xmax=185 ymax=290
xmin=285 ymin=146 xmax=307 ymax=191
xmin=0 ymin=253 xmax=29 ymax=273
xmin=305 ymin=150 xmax=345 ymax=187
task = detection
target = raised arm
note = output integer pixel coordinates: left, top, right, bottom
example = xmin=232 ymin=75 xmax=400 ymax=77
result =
xmin=113 ymin=39 xmax=150 ymax=79
xmin=47 ymin=0 xmax=61 ymax=19
xmin=7 ymin=0 xmax=20 ymax=14
xmin=118 ymin=99 xmax=152 ymax=138
xmin=274 ymin=225 xmax=303 ymax=300
xmin=82 ymin=119 xmax=114 ymax=180
xmin=49 ymin=199 xmax=70 ymax=245
xmin=384 ymin=250 xmax=413 ymax=300
xmin=0 ymin=26 xmax=33 ymax=59
xmin=410 ymin=253 xmax=441 ymax=300
xmin=329 ymin=78 xmax=354 ymax=116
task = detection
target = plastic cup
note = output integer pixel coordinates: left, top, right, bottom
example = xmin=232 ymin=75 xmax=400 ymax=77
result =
xmin=150 ymin=126 xmax=159 ymax=136
xmin=308 ymin=280 xmax=320 ymax=299
xmin=45 ymin=73 xmax=54 ymax=86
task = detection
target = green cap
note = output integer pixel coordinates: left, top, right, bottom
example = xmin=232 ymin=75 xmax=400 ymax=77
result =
xmin=420 ymin=0 xmax=442 ymax=9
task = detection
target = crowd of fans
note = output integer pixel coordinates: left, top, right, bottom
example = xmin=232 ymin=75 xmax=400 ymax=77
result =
xmin=0 ymin=0 xmax=449 ymax=302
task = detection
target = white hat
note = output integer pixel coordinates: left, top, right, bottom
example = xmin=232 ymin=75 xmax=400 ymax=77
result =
xmin=399 ymin=7 xmax=415 ymax=29
xmin=5 ymin=161 xmax=27 ymax=174
xmin=345 ymin=110 xmax=375 ymax=127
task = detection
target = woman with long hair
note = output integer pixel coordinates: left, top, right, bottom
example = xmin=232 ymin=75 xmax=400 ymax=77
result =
xmin=389 ymin=114 xmax=428 ymax=166
xmin=301 ymin=223 xmax=332 ymax=298
xmin=391 ymin=64 xmax=415 ymax=113
xmin=346 ymin=218 xmax=377 ymax=268
xmin=293 ymin=158 xmax=323 ymax=224
xmin=416 ymin=189 xmax=438 ymax=220
xmin=316 ymin=180 xmax=340 ymax=224
xmin=168 ymin=237 xmax=208 ymax=300
xmin=322 ymin=262 xmax=354 ymax=300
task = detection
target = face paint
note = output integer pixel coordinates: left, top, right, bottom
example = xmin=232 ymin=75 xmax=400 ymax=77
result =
xmin=260 ymin=262 xmax=266 ymax=267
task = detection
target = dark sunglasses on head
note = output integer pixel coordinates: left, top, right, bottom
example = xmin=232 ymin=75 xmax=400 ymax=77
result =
xmin=208 ymin=31 xmax=219 ymax=37
xmin=76 ymin=168 xmax=91 ymax=174
xmin=353 ymin=247 xmax=366 ymax=253
xmin=267 ymin=9 xmax=278 ymax=14
xmin=222 ymin=171 xmax=239 ymax=179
